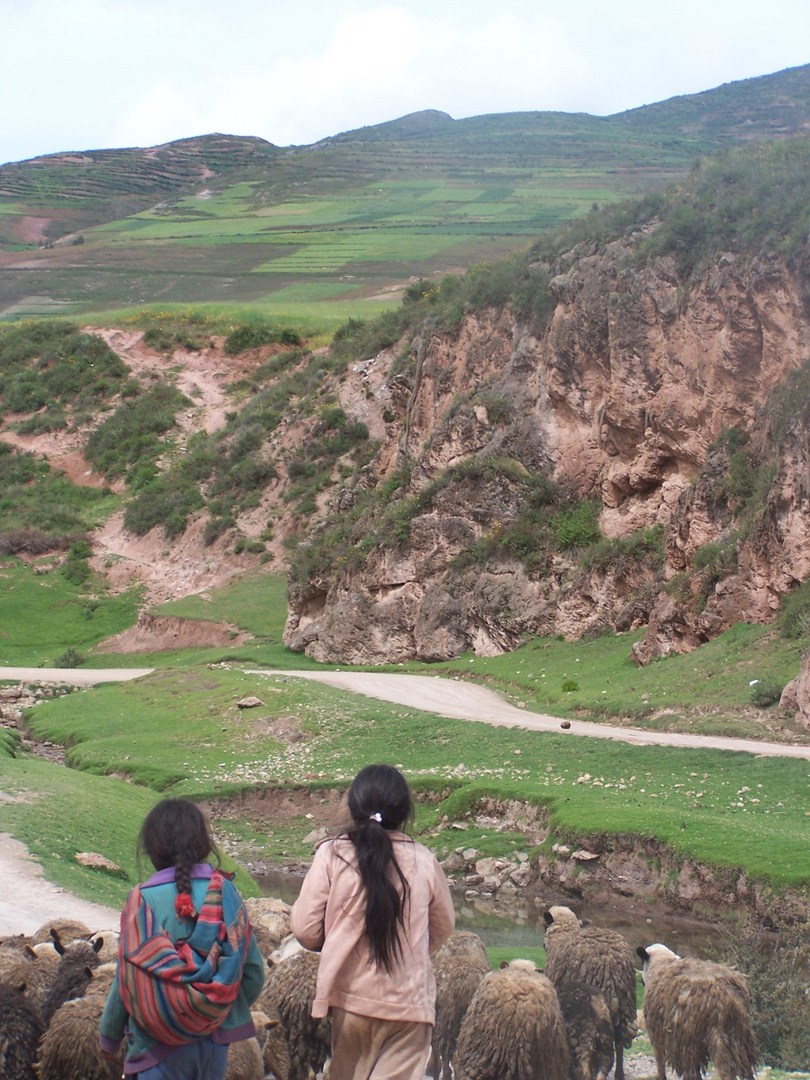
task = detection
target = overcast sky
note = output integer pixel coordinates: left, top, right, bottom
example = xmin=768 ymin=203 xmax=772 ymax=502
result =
xmin=3 ymin=0 xmax=809 ymax=166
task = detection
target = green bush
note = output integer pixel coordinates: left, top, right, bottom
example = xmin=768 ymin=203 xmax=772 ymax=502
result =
xmin=716 ymin=921 xmax=810 ymax=1069
xmin=85 ymin=382 xmax=190 ymax=480
xmin=749 ymin=678 xmax=785 ymax=707
xmin=777 ymin=580 xmax=810 ymax=639
xmin=54 ymin=647 xmax=85 ymax=668
xmin=553 ymin=501 xmax=601 ymax=548
xmin=223 ymin=323 xmax=302 ymax=354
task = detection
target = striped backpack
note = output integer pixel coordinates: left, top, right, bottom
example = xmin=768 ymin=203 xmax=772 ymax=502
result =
xmin=118 ymin=870 xmax=251 ymax=1045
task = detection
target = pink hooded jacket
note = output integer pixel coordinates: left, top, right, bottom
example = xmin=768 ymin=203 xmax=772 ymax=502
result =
xmin=290 ymin=832 xmax=455 ymax=1024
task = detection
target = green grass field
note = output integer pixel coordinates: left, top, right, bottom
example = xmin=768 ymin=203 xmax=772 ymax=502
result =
xmin=3 ymin=568 xmax=810 ymax=911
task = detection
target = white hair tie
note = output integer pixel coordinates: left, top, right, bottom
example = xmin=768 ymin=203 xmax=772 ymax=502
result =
xmin=370 ymin=812 xmax=383 ymax=823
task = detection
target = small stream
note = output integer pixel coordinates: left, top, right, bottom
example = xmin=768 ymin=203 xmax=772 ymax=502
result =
xmin=254 ymin=869 xmax=727 ymax=957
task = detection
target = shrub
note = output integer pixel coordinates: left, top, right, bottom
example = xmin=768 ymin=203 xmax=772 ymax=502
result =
xmin=223 ymin=323 xmax=302 ymax=354
xmin=553 ymin=501 xmax=601 ymax=548
xmin=750 ymin=678 xmax=785 ymax=707
xmin=777 ymin=579 xmax=810 ymax=640
xmin=561 ymin=679 xmax=579 ymax=692
xmin=716 ymin=920 xmax=810 ymax=1069
xmin=54 ymin=647 xmax=85 ymax=668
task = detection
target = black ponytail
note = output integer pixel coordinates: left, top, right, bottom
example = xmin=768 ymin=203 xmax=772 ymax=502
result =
xmin=344 ymin=764 xmax=414 ymax=973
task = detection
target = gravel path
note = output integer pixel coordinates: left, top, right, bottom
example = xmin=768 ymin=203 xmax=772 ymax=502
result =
xmin=252 ymin=669 xmax=810 ymax=760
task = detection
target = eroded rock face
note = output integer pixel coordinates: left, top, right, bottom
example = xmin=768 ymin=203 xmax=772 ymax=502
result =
xmin=286 ymin=241 xmax=810 ymax=664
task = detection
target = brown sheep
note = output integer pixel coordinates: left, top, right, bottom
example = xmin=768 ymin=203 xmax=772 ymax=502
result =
xmin=0 ymin=982 xmax=45 ymax=1080
xmin=431 ymin=930 xmax=491 ymax=1080
xmin=37 ymin=963 xmax=122 ymax=1080
xmin=544 ymin=906 xmax=638 ymax=1080
xmin=244 ymin=896 xmax=292 ymax=959
xmin=0 ymin=943 xmax=61 ymax=1015
xmin=258 ymin=948 xmax=330 ymax=1080
xmin=453 ymin=960 xmax=570 ymax=1080
xmin=33 ymin=919 xmax=91 ymax=945
xmin=556 ymin=981 xmax=614 ymax=1080
xmin=638 ymin=944 xmax=758 ymax=1080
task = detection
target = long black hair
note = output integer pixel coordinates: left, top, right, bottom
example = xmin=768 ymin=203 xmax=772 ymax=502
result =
xmin=137 ymin=798 xmax=221 ymax=916
xmin=344 ymin=764 xmax=415 ymax=973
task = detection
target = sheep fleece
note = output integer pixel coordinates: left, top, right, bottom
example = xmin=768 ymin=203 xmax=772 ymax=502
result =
xmin=644 ymin=956 xmax=757 ymax=1080
xmin=453 ymin=967 xmax=570 ymax=1080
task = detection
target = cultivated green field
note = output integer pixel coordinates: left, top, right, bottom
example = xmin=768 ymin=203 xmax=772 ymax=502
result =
xmin=5 ymin=63 xmax=810 ymax=320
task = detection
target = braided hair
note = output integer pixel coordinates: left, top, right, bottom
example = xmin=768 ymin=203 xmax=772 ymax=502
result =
xmin=344 ymin=764 xmax=415 ymax=973
xmin=137 ymin=798 xmax=220 ymax=919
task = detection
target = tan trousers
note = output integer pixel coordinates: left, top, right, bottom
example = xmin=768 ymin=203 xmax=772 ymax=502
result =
xmin=328 ymin=1008 xmax=433 ymax=1080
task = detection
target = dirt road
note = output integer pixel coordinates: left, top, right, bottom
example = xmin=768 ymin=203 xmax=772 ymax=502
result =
xmin=2 ymin=664 xmax=809 ymax=758
xmin=252 ymin=669 xmax=810 ymax=760
xmin=0 ymin=832 xmax=119 ymax=936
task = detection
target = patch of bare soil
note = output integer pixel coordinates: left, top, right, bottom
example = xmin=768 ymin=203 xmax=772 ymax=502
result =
xmin=0 ymin=427 xmax=113 ymax=490
xmin=93 ymin=610 xmax=252 ymax=653
xmin=14 ymin=216 xmax=51 ymax=245
xmin=203 ymin=786 xmax=348 ymax=834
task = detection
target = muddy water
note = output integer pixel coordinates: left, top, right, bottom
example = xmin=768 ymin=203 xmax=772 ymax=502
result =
xmin=254 ymin=870 xmax=727 ymax=957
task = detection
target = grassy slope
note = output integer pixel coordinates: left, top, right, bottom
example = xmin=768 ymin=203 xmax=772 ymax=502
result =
xmin=3 ymin=64 xmax=810 ymax=320
xmin=3 ymin=571 xmax=810 ymax=910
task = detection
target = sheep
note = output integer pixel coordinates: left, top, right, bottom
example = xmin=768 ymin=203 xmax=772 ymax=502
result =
xmin=33 ymin=918 xmax=91 ymax=945
xmin=543 ymin=906 xmax=638 ymax=1080
xmin=555 ymin=981 xmax=614 ymax=1080
xmin=259 ymin=947 xmax=330 ymax=1080
xmin=434 ymin=928 xmax=491 ymax=970
xmin=0 ymin=942 xmax=61 ymax=1014
xmin=431 ymin=931 xmax=491 ymax=1080
xmin=0 ymin=982 xmax=45 ymax=1080
xmin=37 ymin=963 xmax=123 ymax=1080
xmin=225 ymin=1030 xmax=265 ymax=1080
xmin=245 ymin=896 xmax=292 ymax=958
xmin=225 ymin=1002 xmax=291 ymax=1080
xmin=43 ymin=934 xmax=104 ymax=1023
xmin=638 ymin=943 xmax=758 ymax=1080
xmin=89 ymin=930 xmax=119 ymax=964
xmin=453 ymin=960 xmax=570 ymax=1080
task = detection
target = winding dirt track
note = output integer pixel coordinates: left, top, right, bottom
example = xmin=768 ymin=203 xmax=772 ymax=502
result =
xmin=2 ymin=666 xmax=809 ymax=760
xmin=253 ymin=670 xmax=810 ymax=760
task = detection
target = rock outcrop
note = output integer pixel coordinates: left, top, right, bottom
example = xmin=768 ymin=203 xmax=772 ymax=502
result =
xmin=286 ymin=237 xmax=810 ymax=664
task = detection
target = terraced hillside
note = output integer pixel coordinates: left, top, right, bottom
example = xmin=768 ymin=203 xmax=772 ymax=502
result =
xmin=1 ymin=63 xmax=810 ymax=320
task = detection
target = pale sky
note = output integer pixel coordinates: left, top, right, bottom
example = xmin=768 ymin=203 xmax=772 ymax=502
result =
xmin=2 ymin=0 xmax=810 ymax=166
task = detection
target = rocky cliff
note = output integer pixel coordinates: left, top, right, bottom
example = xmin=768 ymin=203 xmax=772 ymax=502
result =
xmin=285 ymin=232 xmax=810 ymax=665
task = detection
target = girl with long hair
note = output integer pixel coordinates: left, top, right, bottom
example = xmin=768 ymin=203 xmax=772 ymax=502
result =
xmin=291 ymin=764 xmax=455 ymax=1080
xmin=99 ymin=798 xmax=265 ymax=1078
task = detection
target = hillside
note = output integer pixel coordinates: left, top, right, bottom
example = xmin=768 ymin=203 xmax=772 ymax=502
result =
xmin=2 ymin=136 xmax=810 ymax=688
xmin=2 ymin=63 xmax=810 ymax=319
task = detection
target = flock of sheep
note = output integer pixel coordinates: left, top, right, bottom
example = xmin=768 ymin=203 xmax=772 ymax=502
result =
xmin=0 ymin=900 xmax=760 ymax=1080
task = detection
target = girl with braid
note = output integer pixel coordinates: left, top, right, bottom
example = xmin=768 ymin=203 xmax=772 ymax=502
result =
xmin=99 ymin=798 xmax=264 ymax=1078
xmin=291 ymin=764 xmax=455 ymax=1080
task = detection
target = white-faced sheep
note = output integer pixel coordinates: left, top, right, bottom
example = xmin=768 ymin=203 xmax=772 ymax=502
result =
xmin=638 ymin=944 xmax=758 ymax=1080
xmin=453 ymin=960 xmax=570 ymax=1080
xmin=37 ymin=963 xmax=123 ymax=1080
xmin=555 ymin=981 xmax=614 ymax=1080
xmin=543 ymin=906 xmax=638 ymax=1080
xmin=0 ymin=982 xmax=46 ymax=1080
xmin=431 ymin=930 xmax=492 ymax=1080
xmin=259 ymin=947 xmax=330 ymax=1080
